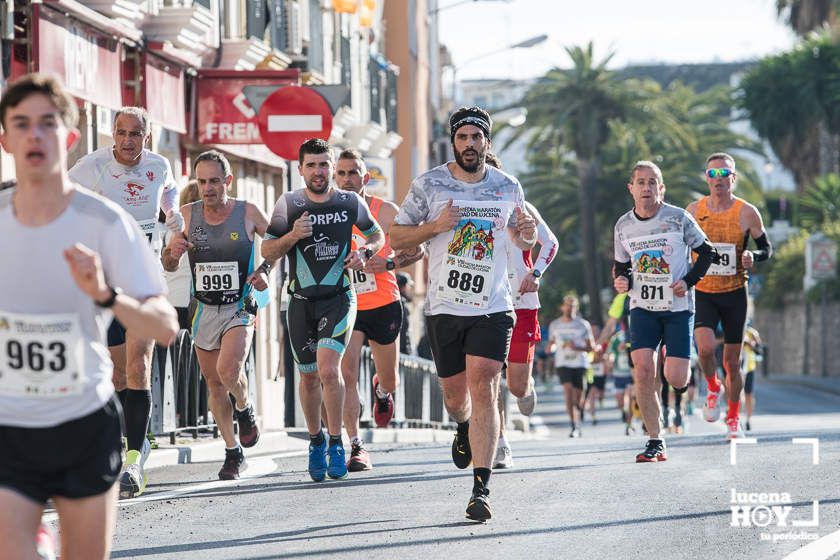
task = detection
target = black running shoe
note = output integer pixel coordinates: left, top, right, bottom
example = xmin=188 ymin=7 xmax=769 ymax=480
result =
xmin=466 ymin=486 xmax=491 ymax=522
xmin=635 ymin=439 xmax=667 ymax=463
xmin=451 ymin=431 xmax=472 ymax=469
xmin=219 ymin=447 xmax=245 ymax=480
xmin=236 ymin=403 xmax=260 ymax=448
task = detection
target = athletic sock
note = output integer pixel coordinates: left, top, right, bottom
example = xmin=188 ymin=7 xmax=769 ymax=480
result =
xmin=124 ymin=389 xmax=152 ymax=452
xmin=457 ymin=420 xmax=469 ymax=436
xmin=473 ymin=467 xmax=491 ymax=492
xmin=726 ymin=399 xmax=741 ymax=420
xmin=706 ymin=375 xmax=722 ymax=393
xmin=375 ymin=386 xmax=389 ymax=399
xmin=498 ymin=435 xmax=509 ymax=449
xmin=309 ymin=431 xmax=325 ymax=446
xmin=351 ymin=436 xmax=364 ymax=446
xmin=116 ymin=389 xmax=128 ymax=411
xmin=328 ymin=434 xmax=343 ymax=447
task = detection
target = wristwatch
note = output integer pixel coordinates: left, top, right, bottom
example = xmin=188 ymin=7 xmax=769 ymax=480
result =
xmin=94 ymin=286 xmax=122 ymax=308
xmin=386 ymin=258 xmax=396 ymax=271
xmin=531 ymin=269 xmax=542 ymax=278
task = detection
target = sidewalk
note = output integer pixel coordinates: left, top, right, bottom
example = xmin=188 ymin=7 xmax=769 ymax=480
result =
xmin=763 ymin=373 xmax=840 ymax=397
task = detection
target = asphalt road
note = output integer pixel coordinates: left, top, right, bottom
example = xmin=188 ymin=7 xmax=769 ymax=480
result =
xmin=105 ymin=376 xmax=840 ymax=560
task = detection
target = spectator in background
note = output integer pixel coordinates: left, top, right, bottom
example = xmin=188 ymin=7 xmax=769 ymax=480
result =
xmin=397 ymin=272 xmax=414 ymax=355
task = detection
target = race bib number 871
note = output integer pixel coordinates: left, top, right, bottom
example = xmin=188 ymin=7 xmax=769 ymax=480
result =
xmin=0 ymin=311 xmax=85 ymax=397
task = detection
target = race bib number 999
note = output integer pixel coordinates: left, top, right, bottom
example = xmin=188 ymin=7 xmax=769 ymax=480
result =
xmin=0 ymin=311 xmax=85 ymax=397
xmin=195 ymin=262 xmax=240 ymax=293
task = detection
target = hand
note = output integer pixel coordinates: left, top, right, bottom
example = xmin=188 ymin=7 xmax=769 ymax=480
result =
xmin=292 ymin=211 xmax=313 ymax=240
xmin=519 ymin=271 xmax=540 ymax=293
xmin=741 ymin=250 xmax=754 ymax=270
xmin=344 ymin=248 xmax=366 ymax=271
xmin=614 ymin=276 xmax=629 ymax=293
xmin=671 ymin=279 xmax=688 ymax=297
xmin=246 ymin=270 xmax=269 ymax=291
xmin=165 ymin=209 xmax=185 ymax=233
xmin=63 ymin=243 xmax=109 ymax=302
xmin=364 ymin=254 xmax=388 ymax=274
xmin=432 ymin=199 xmax=460 ymax=234
xmin=169 ymin=236 xmax=193 ymax=260
xmin=515 ymin=206 xmax=536 ymax=242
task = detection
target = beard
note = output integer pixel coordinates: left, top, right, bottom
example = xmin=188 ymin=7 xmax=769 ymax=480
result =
xmin=453 ymin=145 xmax=486 ymax=173
xmin=305 ymin=176 xmax=329 ymax=194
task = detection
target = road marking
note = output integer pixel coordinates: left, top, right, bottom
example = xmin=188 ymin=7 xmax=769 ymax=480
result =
xmin=42 ymin=450 xmax=306 ymax=525
xmin=729 ymin=437 xmax=758 ymax=465
xmin=792 ymin=437 xmax=820 ymax=465
xmin=781 ymin=527 xmax=840 ymax=560
xmin=267 ymin=115 xmax=322 ymax=132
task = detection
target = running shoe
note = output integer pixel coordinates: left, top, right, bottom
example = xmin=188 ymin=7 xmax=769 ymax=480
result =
xmin=466 ymin=486 xmax=492 ymax=522
xmin=726 ymin=417 xmax=745 ymax=440
xmin=119 ymin=450 xmax=148 ymax=499
xmin=451 ymin=430 xmax=472 ymax=469
xmin=492 ymin=445 xmax=514 ymax=469
xmin=327 ymin=444 xmax=348 ymax=480
xmin=703 ymin=384 xmax=723 ymax=423
xmin=635 ymin=439 xmax=667 ymax=463
xmin=236 ymin=402 xmax=260 ymax=448
xmin=745 ymin=419 xmax=752 ymax=431
xmin=36 ymin=523 xmax=56 ymax=560
xmin=218 ymin=447 xmax=245 ymax=480
xmin=346 ymin=441 xmax=372 ymax=472
xmin=308 ymin=436 xmax=328 ymax=482
xmin=516 ymin=378 xmax=537 ymax=416
xmin=569 ymin=424 xmax=581 ymax=438
xmin=372 ymin=375 xmax=395 ymax=428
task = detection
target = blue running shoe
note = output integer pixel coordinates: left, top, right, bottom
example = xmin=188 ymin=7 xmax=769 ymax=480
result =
xmin=327 ymin=444 xmax=348 ymax=480
xmin=308 ymin=436 xmax=328 ymax=482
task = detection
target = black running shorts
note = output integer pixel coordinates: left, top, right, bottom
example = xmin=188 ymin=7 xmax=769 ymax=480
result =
xmin=426 ymin=311 xmax=515 ymax=378
xmin=286 ymin=290 xmax=356 ymax=373
xmin=694 ymin=287 xmax=748 ymax=344
xmin=0 ymin=396 xmax=124 ymax=505
xmin=107 ymin=317 xmax=126 ymax=347
xmin=558 ymin=367 xmax=585 ymax=390
xmin=353 ymin=300 xmax=403 ymax=345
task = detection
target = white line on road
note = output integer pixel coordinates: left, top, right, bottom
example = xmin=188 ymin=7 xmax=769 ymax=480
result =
xmin=781 ymin=527 xmax=840 ymax=560
xmin=42 ymin=450 xmax=306 ymax=525
xmin=267 ymin=115 xmax=322 ymax=132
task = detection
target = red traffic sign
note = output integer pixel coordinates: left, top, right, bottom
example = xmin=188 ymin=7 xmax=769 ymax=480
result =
xmin=257 ymin=86 xmax=333 ymax=160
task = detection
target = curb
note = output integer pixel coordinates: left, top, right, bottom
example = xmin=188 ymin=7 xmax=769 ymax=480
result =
xmin=145 ymin=431 xmax=308 ymax=470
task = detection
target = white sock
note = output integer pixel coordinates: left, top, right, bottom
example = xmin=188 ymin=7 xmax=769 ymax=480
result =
xmin=376 ymin=386 xmax=389 ymax=399
xmin=498 ymin=435 xmax=509 ymax=449
xmin=226 ymin=444 xmax=242 ymax=453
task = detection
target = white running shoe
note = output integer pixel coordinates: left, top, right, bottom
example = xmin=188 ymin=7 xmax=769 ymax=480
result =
xmin=516 ymin=378 xmax=537 ymax=416
xmin=703 ymin=385 xmax=723 ymax=423
xmin=493 ymin=446 xmax=514 ymax=469
xmin=726 ymin=417 xmax=745 ymax=440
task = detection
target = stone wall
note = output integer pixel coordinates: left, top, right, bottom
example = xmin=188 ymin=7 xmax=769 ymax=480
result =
xmin=754 ymin=300 xmax=840 ymax=377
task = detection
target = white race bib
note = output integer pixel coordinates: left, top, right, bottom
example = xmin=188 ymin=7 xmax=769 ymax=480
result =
xmin=195 ymin=262 xmax=240 ymax=293
xmin=351 ymin=268 xmax=377 ymax=295
xmin=137 ymin=218 xmax=163 ymax=254
xmin=632 ymin=272 xmax=674 ymax=312
xmin=437 ymin=255 xmax=493 ymax=309
xmin=508 ymin=271 xmax=522 ymax=307
xmin=708 ymin=243 xmax=737 ymax=276
xmin=0 ymin=311 xmax=85 ymax=397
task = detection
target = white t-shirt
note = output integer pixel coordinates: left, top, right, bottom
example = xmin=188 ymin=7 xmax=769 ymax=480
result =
xmin=548 ymin=316 xmax=593 ymax=368
xmin=509 ymin=220 xmax=558 ymax=310
xmin=68 ymin=147 xmax=178 ymax=253
xmin=395 ymin=163 xmax=525 ymax=316
xmin=0 ymin=187 xmax=166 ymax=428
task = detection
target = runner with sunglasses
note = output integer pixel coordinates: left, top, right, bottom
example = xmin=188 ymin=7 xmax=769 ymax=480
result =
xmin=686 ymin=153 xmax=771 ymax=439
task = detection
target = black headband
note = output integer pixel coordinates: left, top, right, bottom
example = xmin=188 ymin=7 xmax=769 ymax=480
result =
xmin=450 ymin=114 xmax=491 ymax=143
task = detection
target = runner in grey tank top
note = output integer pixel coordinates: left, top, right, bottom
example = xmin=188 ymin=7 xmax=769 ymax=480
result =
xmin=188 ymin=199 xmax=253 ymax=306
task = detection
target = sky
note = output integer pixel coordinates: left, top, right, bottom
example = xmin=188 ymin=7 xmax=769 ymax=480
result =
xmin=437 ymin=0 xmax=798 ymax=80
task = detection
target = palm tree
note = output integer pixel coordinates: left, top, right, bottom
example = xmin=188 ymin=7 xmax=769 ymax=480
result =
xmin=776 ymin=0 xmax=839 ymax=35
xmin=800 ymin=173 xmax=840 ymax=228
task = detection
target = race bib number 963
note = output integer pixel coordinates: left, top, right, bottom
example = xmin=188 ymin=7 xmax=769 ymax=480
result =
xmin=0 ymin=311 xmax=84 ymax=397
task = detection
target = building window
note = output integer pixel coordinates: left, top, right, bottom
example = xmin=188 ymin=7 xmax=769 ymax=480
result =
xmin=307 ymin=0 xmax=323 ymax=73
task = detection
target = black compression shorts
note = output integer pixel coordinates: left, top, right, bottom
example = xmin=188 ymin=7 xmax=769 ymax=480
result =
xmin=694 ymin=287 xmax=748 ymax=344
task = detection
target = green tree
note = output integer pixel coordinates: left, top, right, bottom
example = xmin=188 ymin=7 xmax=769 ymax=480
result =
xmin=800 ymin=173 xmax=840 ymax=228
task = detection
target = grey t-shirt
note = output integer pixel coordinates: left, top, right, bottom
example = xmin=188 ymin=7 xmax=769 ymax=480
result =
xmin=395 ymin=163 xmax=525 ymax=316
xmin=614 ymin=203 xmax=708 ymax=313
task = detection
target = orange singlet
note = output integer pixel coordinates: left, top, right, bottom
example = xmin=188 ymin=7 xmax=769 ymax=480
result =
xmin=693 ymin=196 xmax=749 ymax=293
xmin=351 ymin=196 xmax=401 ymax=310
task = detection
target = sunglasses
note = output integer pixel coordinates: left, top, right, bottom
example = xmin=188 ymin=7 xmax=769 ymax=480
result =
xmin=706 ymin=168 xmax=735 ymax=179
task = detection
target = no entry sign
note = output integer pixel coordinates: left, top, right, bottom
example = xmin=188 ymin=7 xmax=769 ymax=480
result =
xmin=257 ymin=86 xmax=333 ymax=160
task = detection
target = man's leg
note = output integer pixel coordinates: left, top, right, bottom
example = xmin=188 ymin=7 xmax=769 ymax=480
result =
xmin=695 ymin=326 xmax=723 ymax=421
xmin=340 ymin=331 xmax=366 ymax=457
xmin=369 ymin=338 xmax=398 ymax=426
xmin=317 ymin=346 xmax=349 ymax=480
xmin=0 ymin=489 xmax=43 ymax=560
xmin=562 ymin=381 xmax=576 ymax=425
xmin=464 ymin=355 xmax=502 ymax=471
xmin=194 ymin=347 xmax=236 ymax=447
xmin=631 ymin=348 xmax=660 ymax=440
xmin=53 ymin=485 xmax=118 ymax=560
